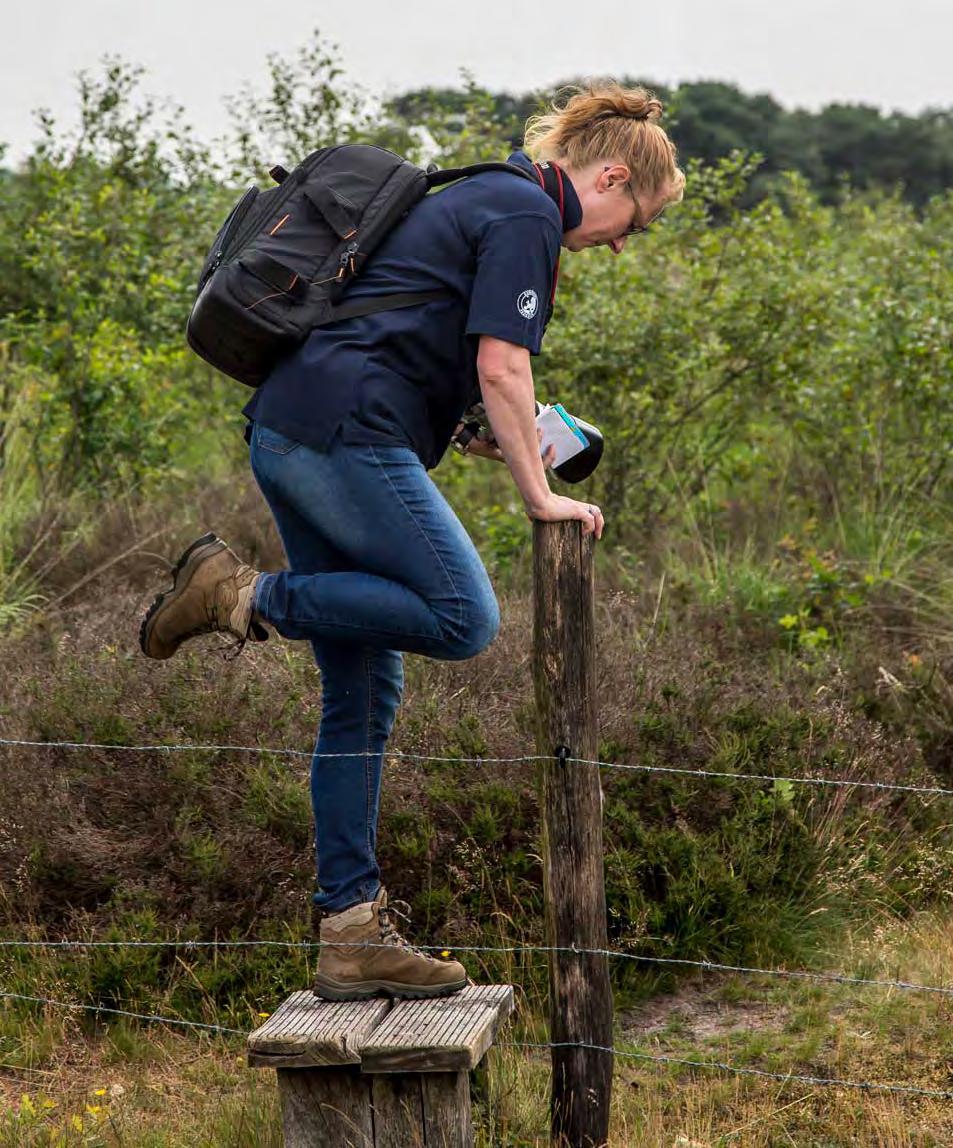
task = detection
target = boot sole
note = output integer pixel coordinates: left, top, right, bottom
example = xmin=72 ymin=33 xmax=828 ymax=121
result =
xmin=139 ymin=532 xmax=226 ymax=659
xmin=312 ymin=974 xmax=468 ymax=1002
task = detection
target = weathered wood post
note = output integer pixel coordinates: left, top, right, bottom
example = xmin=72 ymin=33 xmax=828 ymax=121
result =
xmin=532 ymin=519 xmax=613 ymax=1148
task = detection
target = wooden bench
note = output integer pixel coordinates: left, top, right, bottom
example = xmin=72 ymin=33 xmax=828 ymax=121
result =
xmin=247 ymin=984 xmax=514 ymax=1148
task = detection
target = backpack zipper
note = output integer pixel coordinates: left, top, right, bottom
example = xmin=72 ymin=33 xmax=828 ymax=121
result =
xmin=209 ymin=186 xmax=260 ymax=275
xmin=337 ymin=239 xmax=360 ymax=277
xmin=228 ymin=146 xmax=342 ymax=261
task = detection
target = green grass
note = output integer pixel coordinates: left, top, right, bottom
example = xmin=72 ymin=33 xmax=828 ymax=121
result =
xmin=2 ymin=913 xmax=953 ymax=1145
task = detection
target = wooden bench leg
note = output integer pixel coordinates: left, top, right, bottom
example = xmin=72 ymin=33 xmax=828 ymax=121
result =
xmin=370 ymin=1072 xmax=473 ymax=1148
xmin=277 ymin=1065 xmax=374 ymax=1148
xmin=422 ymin=1072 xmax=473 ymax=1148
xmin=276 ymin=1067 xmax=473 ymax=1148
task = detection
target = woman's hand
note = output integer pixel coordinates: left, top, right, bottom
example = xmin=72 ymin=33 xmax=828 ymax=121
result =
xmin=526 ymin=492 xmax=605 ymax=540
xmin=462 ymin=437 xmax=506 ymax=463
xmin=464 ymin=426 xmax=557 ymax=469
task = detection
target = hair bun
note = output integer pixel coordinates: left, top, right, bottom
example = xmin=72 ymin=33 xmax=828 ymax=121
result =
xmin=587 ymin=91 xmax=664 ymax=126
xmin=627 ymin=96 xmax=664 ymax=123
xmin=522 ymin=80 xmax=685 ymax=204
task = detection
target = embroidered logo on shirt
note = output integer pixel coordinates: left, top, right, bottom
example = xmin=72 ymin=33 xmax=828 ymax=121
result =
xmin=517 ymin=289 xmax=539 ymax=319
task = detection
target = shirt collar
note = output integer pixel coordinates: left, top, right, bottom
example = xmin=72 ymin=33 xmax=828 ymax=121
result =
xmin=506 ymin=150 xmax=583 ymax=233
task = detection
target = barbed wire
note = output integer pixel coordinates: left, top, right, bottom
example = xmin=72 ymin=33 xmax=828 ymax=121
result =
xmin=0 ymin=737 xmax=534 ymax=765
xmin=1 ymin=937 xmax=951 ymax=999
xmin=0 ymin=990 xmax=244 ymax=1036
xmin=2 ymin=736 xmax=953 ymax=799
xmin=5 ymin=733 xmax=953 ymax=1107
xmin=567 ymin=755 xmax=953 ymax=798
xmin=507 ymin=1041 xmax=953 ymax=1101
xmin=0 ymin=737 xmax=304 ymax=759
xmin=4 ymin=989 xmax=953 ymax=1103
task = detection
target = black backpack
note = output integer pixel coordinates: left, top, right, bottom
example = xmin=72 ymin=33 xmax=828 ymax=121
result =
xmin=186 ymin=144 xmax=540 ymax=387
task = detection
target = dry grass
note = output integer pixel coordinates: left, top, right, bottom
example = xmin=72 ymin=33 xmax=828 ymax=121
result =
xmin=0 ymin=1022 xmax=280 ymax=1146
xmin=2 ymin=913 xmax=953 ymax=1145
xmin=479 ymin=912 xmax=953 ymax=1146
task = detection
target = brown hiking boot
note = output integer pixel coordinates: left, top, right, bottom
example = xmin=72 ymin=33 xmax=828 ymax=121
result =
xmin=312 ymin=888 xmax=468 ymax=1001
xmin=139 ymin=532 xmax=267 ymax=660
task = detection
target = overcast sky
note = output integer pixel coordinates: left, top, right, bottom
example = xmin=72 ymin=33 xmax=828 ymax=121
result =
xmin=4 ymin=0 xmax=952 ymax=162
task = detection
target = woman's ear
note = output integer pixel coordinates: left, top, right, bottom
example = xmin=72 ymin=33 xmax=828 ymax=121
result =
xmin=599 ymin=163 xmax=631 ymax=192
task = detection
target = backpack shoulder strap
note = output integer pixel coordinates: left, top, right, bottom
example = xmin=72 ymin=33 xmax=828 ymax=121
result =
xmin=330 ymin=289 xmax=449 ymax=323
xmin=425 ymin=161 xmax=539 ymax=189
xmin=326 ymin=161 xmax=559 ymax=324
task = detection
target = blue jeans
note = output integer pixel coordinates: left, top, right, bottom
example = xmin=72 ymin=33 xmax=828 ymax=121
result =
xmin=248 ymin=423 xmax=500 ymax=914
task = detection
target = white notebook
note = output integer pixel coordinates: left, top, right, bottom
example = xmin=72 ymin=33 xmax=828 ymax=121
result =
xmin=536 ymin=403 xmax=589 ymax=468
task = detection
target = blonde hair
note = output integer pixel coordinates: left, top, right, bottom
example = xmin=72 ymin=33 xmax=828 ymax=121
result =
xmin=523 ymin=81 xmax=685 ymax=205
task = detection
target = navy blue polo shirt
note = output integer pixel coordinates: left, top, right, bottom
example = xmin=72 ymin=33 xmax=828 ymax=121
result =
xmin=242 ymin=151 xmax=582 ymax=469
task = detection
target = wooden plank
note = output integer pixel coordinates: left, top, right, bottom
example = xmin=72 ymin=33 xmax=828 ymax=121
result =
xmin=370 ymin=1074 xmax=425 ymax=1147
xmin=247 ymin=990 xmax=391 ymax=1067
xmin=533 ymin=520 xmax=613 ymax=1148
xmin=422 ymin=1072 xmax=474 ymax=1148
xmin=360 ymin=984 xmax=514 ymax=1073
xmin=277 ymin=1066 xmax=374 ymax=1148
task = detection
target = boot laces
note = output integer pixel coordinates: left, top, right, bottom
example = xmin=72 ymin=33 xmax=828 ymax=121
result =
xmin=178 ymin=568 xmax=264 ymax=661
xmin=175 ymin=604 xmax=246 ymax=660
xmin=378 ymin=900 xmax=434 ymax=961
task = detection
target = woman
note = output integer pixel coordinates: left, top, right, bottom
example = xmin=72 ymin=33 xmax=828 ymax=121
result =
xmin=140 ymin=82 xmax=685 ymax=1001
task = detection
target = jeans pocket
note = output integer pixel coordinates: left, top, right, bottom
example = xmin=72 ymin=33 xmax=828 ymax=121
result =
xmin=255 ymin=424 xmax=301 ymax=455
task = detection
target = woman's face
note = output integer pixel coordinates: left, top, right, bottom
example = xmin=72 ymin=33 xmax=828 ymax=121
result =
xmin=562 ymin=161 xmax=671 ymax=255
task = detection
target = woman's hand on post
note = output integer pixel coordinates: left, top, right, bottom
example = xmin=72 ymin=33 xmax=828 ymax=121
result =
xmin=526 ymin=492 xmax=605 ymax=540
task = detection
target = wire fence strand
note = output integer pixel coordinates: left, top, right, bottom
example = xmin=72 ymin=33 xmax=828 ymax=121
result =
xmin=2 ymin=938 xmax=952 ymax=1000
xmin=5 ymin=988 xmax=953 ymax=1103
xmin=0 ymin=990 xmax=244 ymax=1036
xmin=567 ymin=755 xmax=953 ymax=798
xmin=5 ymin=732 xmax=953 ymax=1107
xmin=3 ymin=736 xmax=953 ymax=799
xmin=507 ymin=1041 xmax=953 ymax=1101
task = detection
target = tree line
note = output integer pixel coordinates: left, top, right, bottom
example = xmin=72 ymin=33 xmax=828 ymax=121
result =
xmin=390 ymin=79 xmax=953 ymax=207
xmin=0 ymin=40 xmax=950 ymax=534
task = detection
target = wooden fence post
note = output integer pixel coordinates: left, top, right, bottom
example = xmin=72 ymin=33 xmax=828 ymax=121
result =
xmin=532 ymin=519 xmax=613 ymax=1148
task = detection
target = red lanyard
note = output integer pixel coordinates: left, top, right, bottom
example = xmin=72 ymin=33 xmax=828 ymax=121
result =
xmin=532 ymin=162 xmax=566 ymax=311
